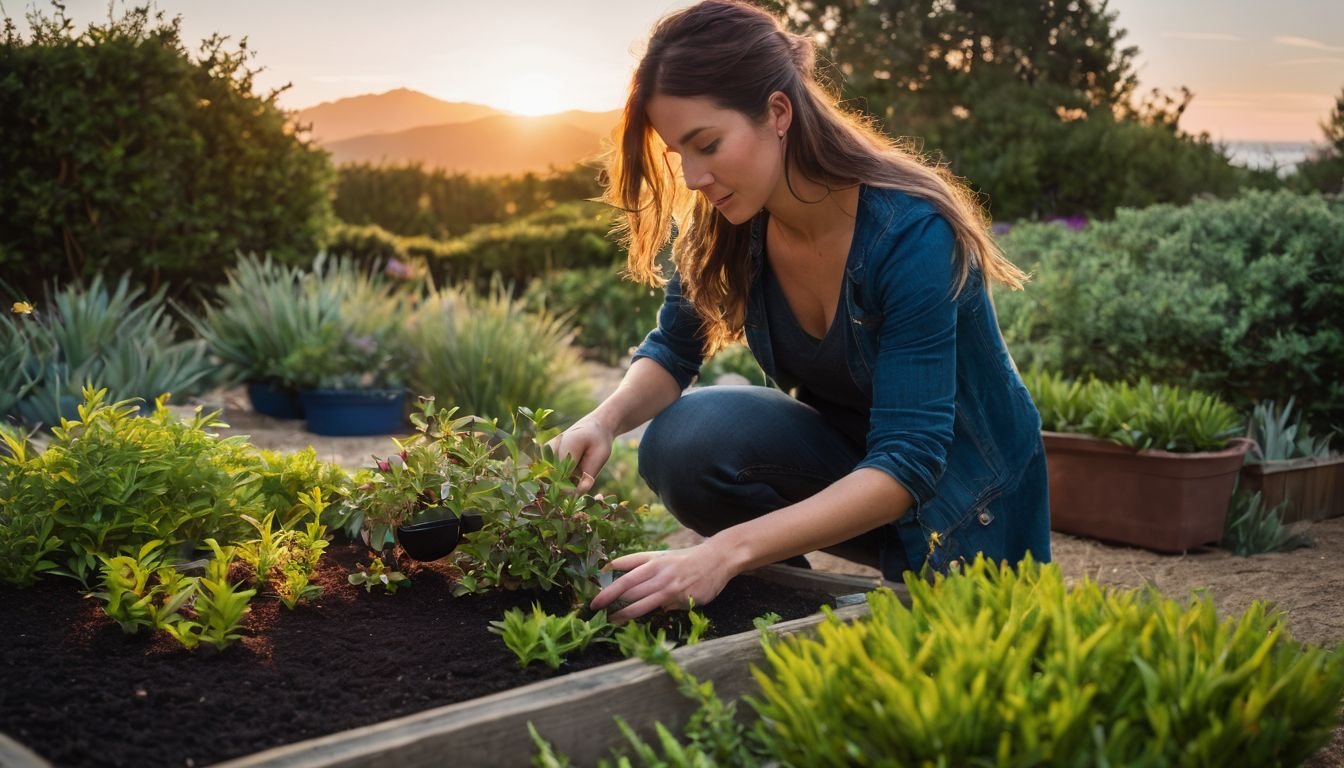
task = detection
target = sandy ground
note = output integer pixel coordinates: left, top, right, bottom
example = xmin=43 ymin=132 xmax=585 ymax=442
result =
xmin=197 ymin=380 xmax=1344 ymax=766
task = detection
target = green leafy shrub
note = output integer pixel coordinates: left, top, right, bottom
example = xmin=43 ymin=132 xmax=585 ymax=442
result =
xmin=409 ymin=286 xmax=593 ymax=428
xmin=748 ymin=557 xmax=1344 ymax=766
xmin=9 ymin=275 xmax=214 ymax=428
xmin=0 ymin=4 xmax=332 ymax=300
xmin=1023 ymin=369 xmax=1243 ymax=452
xmin=997 ymin=189 xmax=1344 ymax=431
xmin=0 ymin=305 xmax=38 ymax=419
xmin=523 ymin=265 xmax=663 ymax=365
xmin=0 ymin=388 xmax=349 ymax=588
xmin=427 ymin=202 xmax=620 ymax=291
xmin=1246 ymin=398 xmax=1335 ymax=463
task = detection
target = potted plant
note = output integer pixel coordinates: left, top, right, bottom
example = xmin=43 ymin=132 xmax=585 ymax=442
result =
xmin=281 ymin=323 xmax=412 ymax=437
xmin=1240 ymin=398 xmax=1343 ymax=523
xmin=1024 ymin=370 xmax=1250 ymax=553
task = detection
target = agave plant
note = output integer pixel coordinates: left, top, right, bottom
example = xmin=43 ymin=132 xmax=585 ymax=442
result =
xmin=1245 ymin=398 xmax=1334 ymax=464
xmin=11 ymin=277 xmax=213 ymax=428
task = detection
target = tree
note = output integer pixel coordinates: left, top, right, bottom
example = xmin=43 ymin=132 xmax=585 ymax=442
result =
xmin=0 ymin=4 xmax=333 ymax=298
xmin=781 ymin=0 xmax=1255 ymax=219
xmin=1290 ymin=86 xmax=1344 ymax=195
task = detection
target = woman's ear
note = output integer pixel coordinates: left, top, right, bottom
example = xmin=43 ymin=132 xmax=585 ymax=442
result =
xmin=767 ymin=91 xmax=792 ymax=137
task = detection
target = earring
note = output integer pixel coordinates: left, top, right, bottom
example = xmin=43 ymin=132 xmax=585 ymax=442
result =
xmin=777 ymin=131 xmax=785 ymax=138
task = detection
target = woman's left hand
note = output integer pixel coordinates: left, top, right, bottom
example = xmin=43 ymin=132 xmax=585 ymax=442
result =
xmin=591 ymin=542 xmax=738 ymax=622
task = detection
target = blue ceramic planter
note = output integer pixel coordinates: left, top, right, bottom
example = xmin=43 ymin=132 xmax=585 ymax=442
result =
xmin=247 ymin=381 xmax=305 ymax=420
xmin=301 ymin=388 xmax=407 ymax=436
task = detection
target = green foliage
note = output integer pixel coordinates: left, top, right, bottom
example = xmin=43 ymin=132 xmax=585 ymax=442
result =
xmin=409 ymin=286 xmax=594 ymax=428
xmin=346 ymin=555 xmax=410 ymax=593
xmin=340 ymin=400 xmax=503 ymax=552
xmin=428 ymin=202 xmax=622 ymax=291
xmin=1288 ymin=87 xmax=1344 ymax=195
xmin=1246 ymin=398 xmax=1335 ymax=464
xmin=523 ymin=265 xmax=663 ymax=365
xmin=8 ymin=275 xmax=214 ymax=428
xmin=0 ymin=305 xmax=38 ymax=418
xmin=251 ymin=448 xmax=351 ymax=529
xmin=333 ymin=162 xmax=603 ymax=241
xmin=0 ymin=387 xmax=350 ymax=589
xmin=698 ymin=343 xmax=766 ymax=386
xmin=171 ymin=539 xmax=256 ymax=651
xmin=93 ymin=539 xmax=196 ymax=634
xmin=786 ymin=1 xmax=1256 ymax=220
xmin=1222 ymin=487 xmax=1311 ymax=557
xmin=489 ymin=603 xmax=612 ymax=670
xmin=1023 ymin=370 xmax=1243 ymax=452
xmin=188 ymin=254 xmax=421 ymax=391
xmin=0 ymin=4 xmax=332 ymax=300
xmin=998 ymin=190 xmax=1344 ymax=430
xmin=748 ymin=556 xmax=1344 ymax=766
xmin=234 ymin=497 xmax=330 ymax=609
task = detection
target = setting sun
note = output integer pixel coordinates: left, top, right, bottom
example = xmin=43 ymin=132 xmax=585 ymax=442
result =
xmin=497 ymin=71 xmax=573 ymax=116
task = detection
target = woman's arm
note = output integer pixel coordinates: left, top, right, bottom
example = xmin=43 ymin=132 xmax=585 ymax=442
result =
xmin=551 ymin=357 xmax=682 ymax=493
xmin=591 ymin=467 xmax=912 ymax=620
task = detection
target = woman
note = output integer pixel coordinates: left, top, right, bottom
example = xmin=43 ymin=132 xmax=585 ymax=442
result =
xmin=552 ymin=0 xmax=1049 ymax=621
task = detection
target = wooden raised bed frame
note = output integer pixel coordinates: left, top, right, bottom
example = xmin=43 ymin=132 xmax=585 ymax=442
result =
xmin=3 ymin=565 xmax=904 ymax=768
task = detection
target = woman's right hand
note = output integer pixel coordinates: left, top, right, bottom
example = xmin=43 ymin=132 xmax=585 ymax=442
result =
xmin=546 ymin=416 xmax=615 ymax=494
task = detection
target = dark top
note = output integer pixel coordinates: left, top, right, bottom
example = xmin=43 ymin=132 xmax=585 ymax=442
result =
xmin=761 ymin=255 xmax=869 ymax=449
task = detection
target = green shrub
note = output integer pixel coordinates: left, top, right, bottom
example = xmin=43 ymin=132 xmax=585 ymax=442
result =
xmin=0 ymin=388 xmax=349 ymax=588
xmin=523 ymin=266 xmax=662 ymax=365
xmin=10 ymin=275 xmax=213 ymax=428
xmin=0 ymin=4 xmax=332 ymax=300
xmin=1023 ymin=369 xmax=1243 ymax=452
xmin=408 ymin=286 xmax=594 ymax=427
xmin=1222 ymin=487 xmax=1310 ymax=556
xmin=748 ymin=557 xmax=1344 ymax=766
xmin=427 ymin=202 xmax=620 ymax=291
xmin=997 ymin=189 xmax=1344 ymax=430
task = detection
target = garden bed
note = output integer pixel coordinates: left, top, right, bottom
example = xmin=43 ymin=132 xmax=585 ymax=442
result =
xmin=0 ymin=543 xmax=847 ymax=768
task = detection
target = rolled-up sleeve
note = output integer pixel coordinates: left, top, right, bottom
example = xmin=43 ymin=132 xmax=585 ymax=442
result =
xmin=631 ymin=269 xmax=705 ymax=391
xmin=854 ymin=212 xmax=959 ymax=507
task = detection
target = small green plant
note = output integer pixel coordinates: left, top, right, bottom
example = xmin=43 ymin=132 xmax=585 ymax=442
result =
xmin=1246 ymin=398 xmax=1335 ymax=464
xmin=489 ymin=603 xmax=613 ymax=670
xmin=161 ymin=539 xmax=256 ymax=651
xmin=522 ymin=265 xmax=663 ymax=365
xmin=93 ymin=539 xmax=195 ymax=634
xmin=1222 ymin=486 xmax=1312 ymax=556
xmin=1023 ymin=369 xmax=1244 ymax=452
xmin=234 ymin=491 xmax=331 ymax=609
xmin=347 ymin=556 xmax=411 ymax=593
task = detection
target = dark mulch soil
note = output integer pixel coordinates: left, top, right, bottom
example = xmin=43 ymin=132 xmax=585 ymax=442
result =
xmin=0 ymin=543 xmax=834 ymax=768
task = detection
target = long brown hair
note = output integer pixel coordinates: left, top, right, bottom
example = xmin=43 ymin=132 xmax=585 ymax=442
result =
xmin=604 ymin=0 xmax=1026 ymax=355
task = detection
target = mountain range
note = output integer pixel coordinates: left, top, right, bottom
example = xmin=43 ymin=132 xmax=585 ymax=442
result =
xmin=294 ymin=88 xmax=621 ymax=176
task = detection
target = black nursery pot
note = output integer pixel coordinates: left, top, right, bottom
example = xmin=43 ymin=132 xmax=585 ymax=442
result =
xmin=395 ymin=512 xmax=485 ymax=562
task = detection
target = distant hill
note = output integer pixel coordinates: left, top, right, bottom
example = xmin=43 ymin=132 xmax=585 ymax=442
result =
xmin=294 ymin=88 xmax=507 ymax=143
xmin=295 ymin=89 xmax=622 ymax=175
xmin=323 ymin=114 xmax=609 ymax=176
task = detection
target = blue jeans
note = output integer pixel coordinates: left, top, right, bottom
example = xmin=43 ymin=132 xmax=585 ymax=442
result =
xmin=638 ymin=386 xmax=895 ymax=570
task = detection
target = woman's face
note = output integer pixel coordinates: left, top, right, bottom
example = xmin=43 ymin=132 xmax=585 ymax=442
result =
xmin=645 ymin=93 xmax=784 ymax=225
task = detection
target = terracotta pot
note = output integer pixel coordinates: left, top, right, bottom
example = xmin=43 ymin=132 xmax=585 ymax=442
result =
xmin=1239 ymin=455 xmax=1344 ymax=524
xmin=1042 ymin=432 xmax=1252 ymax=553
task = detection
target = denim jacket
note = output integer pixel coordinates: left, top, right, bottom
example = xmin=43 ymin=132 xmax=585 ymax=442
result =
xmin=632 ymin=185 xmax=1050 ymax=577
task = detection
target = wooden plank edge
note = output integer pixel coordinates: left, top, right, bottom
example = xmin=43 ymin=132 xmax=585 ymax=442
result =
xmin=217 ymin=602 xmax=877 ymax=768
xmin=0 ymin=732 xmax=53 ymax=768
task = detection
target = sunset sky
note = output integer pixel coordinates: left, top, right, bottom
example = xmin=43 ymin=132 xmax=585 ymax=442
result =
xmin=11 ymin=0 xmax=1343 ymax=142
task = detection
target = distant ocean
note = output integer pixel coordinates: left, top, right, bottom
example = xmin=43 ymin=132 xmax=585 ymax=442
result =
xmin=1222 ymin=141 xmax=1323 ymax=174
